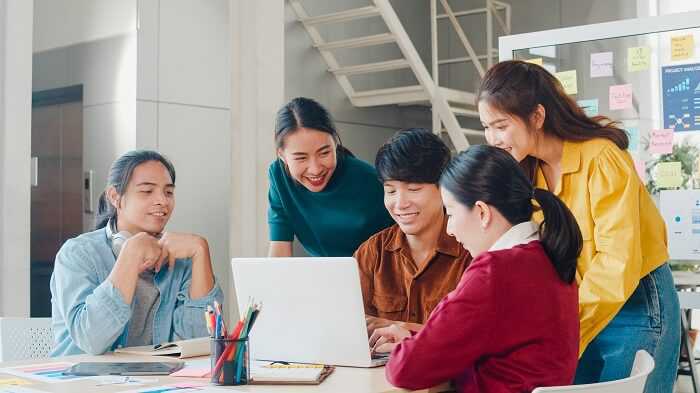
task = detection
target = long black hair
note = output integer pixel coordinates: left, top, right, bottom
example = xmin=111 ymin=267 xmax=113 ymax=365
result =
xmin=274 ymin=97 xmax=353 ymax=157
xmin=95 ymin=150 xmax=176 ymax=230
xmin=440 ymin=145 xmax=582 ymax=283
xmin=375 ymin=128 xmax=450 ymax=184
xmin=478 ymin=60 xmax=628 ymax=180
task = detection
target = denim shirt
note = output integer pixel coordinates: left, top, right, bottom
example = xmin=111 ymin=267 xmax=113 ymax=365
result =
xmin=50 ymin=227 xmax=224 ymax=356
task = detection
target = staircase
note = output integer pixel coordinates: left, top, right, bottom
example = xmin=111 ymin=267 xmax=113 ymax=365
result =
xmin=289 ymin=0 xmax=511 ymax=151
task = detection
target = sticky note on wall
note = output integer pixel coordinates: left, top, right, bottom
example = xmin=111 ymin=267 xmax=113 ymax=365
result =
xmin=590 ymin=52 xmax=613 ymax=78
xmin=655 ymin=161 xmax=683 ymax=188
xmin=672 ymin=34 xmax=694 ymax=61
xmin=626 ymin=127 xmax=640 ymax=152
xmin=555 ymin=70 xmax=578 ymax=95
xmin=609 ymin=84 xmax=633 ymax=110
xmin=649 ymin=128 xmax=674 ymax=154
xmin=577 ymin=99 xmax=599 ymax=117
xmin=628 ymin=47 xmax=650 ymax=72
xmin=526 ymin=58 xmax=543 ymax=66
xmin=634 ymin=159 xmax=646 ymax=182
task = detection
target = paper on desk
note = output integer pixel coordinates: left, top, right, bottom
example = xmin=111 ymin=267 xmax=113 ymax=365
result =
xmin=91 ymin=376 xmax=158 ymax=386
xmin=0 ymin=387 xmax=47 ymax=393
xmin=0 ymin=379 xmax=30 ymax=387
xmin=0 ymin=362 xmax=90 ymax=383
xmin=120 ymin=382 xmax=229 ymax=393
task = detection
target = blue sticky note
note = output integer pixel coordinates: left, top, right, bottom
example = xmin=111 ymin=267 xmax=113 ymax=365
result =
xmin=626 ymin=127 xmax=640 ymax=151
xmin=577 ymin=99 xmax=599 ymax=117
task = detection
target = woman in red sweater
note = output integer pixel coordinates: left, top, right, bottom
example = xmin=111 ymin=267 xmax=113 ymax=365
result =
xmin=370 ymin=145 xmax=582 ymax=393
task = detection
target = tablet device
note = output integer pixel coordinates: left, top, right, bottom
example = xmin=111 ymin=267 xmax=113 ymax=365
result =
xmin=63 ymin=361 xmax=184 ymax=376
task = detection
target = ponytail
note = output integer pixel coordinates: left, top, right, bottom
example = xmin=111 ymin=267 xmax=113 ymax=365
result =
xmin=440 ymin=145 xmax=582 ymax=283
xmin=532 ymin=188 xmax=582 ymax=283
xmin=95 ymin=192 xmax=113 ymax=230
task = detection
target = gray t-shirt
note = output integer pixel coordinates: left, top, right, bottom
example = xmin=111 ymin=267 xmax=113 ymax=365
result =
xmin=126 ymin=270 xmax=161 ymax=347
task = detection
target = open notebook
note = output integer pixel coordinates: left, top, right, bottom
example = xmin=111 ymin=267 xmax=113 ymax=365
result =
xmin=249 ymin=361 xmax=334 ymax=385
xmin=115 ymin=337 xmax=210 ymax=359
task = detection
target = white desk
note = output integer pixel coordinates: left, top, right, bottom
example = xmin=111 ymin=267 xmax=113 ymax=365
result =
xmin=0 ymin=353 xmax=452 ymax=393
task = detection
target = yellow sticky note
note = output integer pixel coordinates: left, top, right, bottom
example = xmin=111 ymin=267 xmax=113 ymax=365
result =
xmin=628 ymin=46 xmax=650 ymax=72
xmin=656 ymin=161 xmax=683 ymax=188
xmin=525 ymin=58 xmax=543 ymax=66
xmin=0 ymin=378 xmax=32 ymax=386
xmin=672 ymin=34 xmax=694 ymax=61
xmin=555 ymin=70 xmax=577 ymax=95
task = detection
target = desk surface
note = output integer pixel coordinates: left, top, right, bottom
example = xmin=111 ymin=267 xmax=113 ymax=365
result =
xmin=0 ymin=353 xmax=447 ymax=393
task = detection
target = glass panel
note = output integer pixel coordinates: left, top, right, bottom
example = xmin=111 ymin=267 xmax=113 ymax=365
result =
xmin=512 ymin=27 xmax=700 ymax=263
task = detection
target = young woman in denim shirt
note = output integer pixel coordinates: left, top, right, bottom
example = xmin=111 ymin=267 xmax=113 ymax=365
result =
xmin=50 ymin=150 xmax=223 ymax=356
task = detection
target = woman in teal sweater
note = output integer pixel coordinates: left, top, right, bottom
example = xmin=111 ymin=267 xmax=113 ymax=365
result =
xmin=268 ymin=97 xmax=393 ymax=257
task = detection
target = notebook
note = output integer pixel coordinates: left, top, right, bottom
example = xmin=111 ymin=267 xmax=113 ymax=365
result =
xmin=114 ymin=337 xmax=210 ymax=359
xmin=249 ymin=361 xmax=334 ymax=385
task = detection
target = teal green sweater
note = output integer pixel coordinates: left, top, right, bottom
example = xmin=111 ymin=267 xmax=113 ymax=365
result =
xmin=267 ymin=155 xmax=393 ymax=257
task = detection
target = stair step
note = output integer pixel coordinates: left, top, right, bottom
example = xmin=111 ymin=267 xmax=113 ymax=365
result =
xmin=461 ymin=128 xmax=485 ymax=137
xmin=441 ymin=128 xmax=484 ymax=137
xmin=330 ymin=59 xmax=411 ymax=76
xmin=351 ymin=85 xmax=427 ymax=107
xmin=439 ymin=87 xmax=476 ymax=106
xmin=316 ymin=33 xmax=396 ymax=51
xmin=300 ymin=6 xmax=380 ymax=26
xmin=450 ymin=106 xmax=480 ymax=118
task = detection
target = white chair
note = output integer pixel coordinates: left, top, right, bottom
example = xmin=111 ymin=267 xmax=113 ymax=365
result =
xmin=0 ymin=317 xmax=54 ymax=361
xmin=532 ymin=350 xmax=655 ymax=393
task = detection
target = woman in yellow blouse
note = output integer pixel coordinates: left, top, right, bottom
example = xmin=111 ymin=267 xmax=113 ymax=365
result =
xmin=476 ymin=60 xmax=680 ymax=393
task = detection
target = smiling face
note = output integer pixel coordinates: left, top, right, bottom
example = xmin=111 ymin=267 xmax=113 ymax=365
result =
xmin=109 ymin=160 xmax=175 ymax=235
xmin=383 ymin=180 xmax=444 ymax=236
xmin=278 ymin=127 xmax=337 ymax=192
xmin=479 ymin=101 xmax=539 ymax=163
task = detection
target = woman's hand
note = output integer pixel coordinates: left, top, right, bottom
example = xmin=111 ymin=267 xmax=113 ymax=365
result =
xmin=369 ymin=324 xmax=412 ymax=354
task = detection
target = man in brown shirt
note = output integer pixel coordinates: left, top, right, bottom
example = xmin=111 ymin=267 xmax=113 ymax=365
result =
xmin=355 ymin=128 xmax=471 ymax=335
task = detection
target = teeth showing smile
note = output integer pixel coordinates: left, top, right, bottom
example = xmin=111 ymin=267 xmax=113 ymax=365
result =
xmin=151 ymin=212 xmax=166 ymax=216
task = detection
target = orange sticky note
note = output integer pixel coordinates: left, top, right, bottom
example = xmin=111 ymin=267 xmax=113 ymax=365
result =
xmin=672 ymin=34 xmax=694 ymax=61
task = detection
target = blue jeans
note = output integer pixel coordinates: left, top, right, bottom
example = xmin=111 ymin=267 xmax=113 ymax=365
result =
xmin=574 ymin=263 xmax=680 ymax=393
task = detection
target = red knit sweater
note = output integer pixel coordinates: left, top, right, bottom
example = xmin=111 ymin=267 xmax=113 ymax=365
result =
xmin=385 ymin=241 xmax=579 ymax=393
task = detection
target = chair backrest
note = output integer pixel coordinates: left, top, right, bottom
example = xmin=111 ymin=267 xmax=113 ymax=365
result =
xmin=532 ymin=350 xmax=655 ymax=392
xmin=0 ymin=317 xmax=54 ymax=362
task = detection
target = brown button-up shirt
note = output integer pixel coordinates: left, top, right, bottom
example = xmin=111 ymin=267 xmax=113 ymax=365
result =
xmin=353 ymin=217 xmax=471 ymax=324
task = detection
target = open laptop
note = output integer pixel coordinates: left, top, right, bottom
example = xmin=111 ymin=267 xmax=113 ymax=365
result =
xmin=231 ymin=257 xmax=389 ymax=367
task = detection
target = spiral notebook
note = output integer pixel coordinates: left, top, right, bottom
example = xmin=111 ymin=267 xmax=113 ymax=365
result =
xmin=249 ymin=361 xmax=334 ymax=385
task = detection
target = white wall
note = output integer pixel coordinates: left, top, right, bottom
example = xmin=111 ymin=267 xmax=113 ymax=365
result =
xmin=32 ymin=33 xmax=137 ymax=230
xmin=0 ymin=0 xmax=33 ymax=317
xmin=33 ymin=0 xmax=136 ymax=53
xmin=136 ymin=0 xmax=233 ymax=318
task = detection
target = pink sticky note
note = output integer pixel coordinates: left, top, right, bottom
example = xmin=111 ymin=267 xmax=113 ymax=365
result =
xmin=609 ymin=84 xmax=633 ymax=110
xmin=634 ymin=159 xmax=646 ymax=181
xmin=649 ymin=129 xmax=674 ymax=154
xmin=171 ymin=367 xmax=211 ymax=378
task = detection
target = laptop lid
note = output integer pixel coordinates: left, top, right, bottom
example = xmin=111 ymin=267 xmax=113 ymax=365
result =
xmin=231 ymin=257 xmax=376 ymax=367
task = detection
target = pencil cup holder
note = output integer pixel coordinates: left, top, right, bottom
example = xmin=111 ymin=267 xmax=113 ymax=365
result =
xmin=210 ymin=337 xmax=249 ymax=385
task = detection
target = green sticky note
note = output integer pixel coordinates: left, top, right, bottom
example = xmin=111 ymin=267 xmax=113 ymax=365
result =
xmin=655 ymin=161 xmax=683 ymax=188
xmin=628 ymin=47 xmax=650 ymax=72
xmin=555 ymin=70 xmax=578 ymax=95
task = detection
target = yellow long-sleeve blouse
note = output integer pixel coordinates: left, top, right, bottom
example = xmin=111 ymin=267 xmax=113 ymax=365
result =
xmin=533 ymin=138 xmax=668 ymax=355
